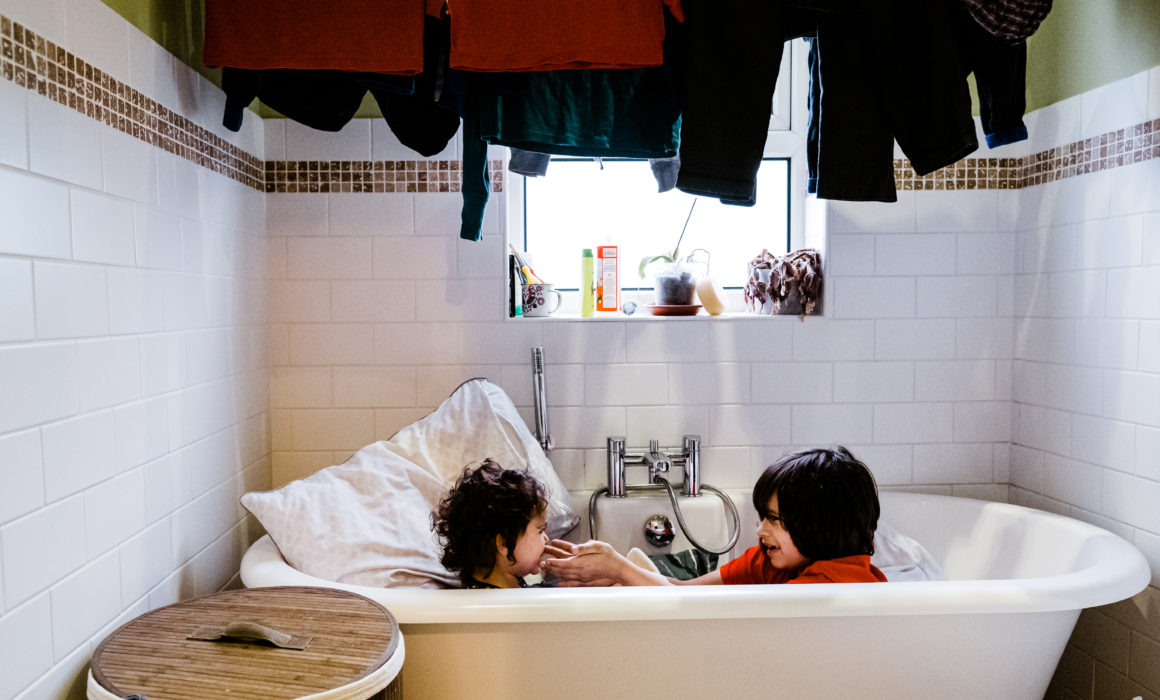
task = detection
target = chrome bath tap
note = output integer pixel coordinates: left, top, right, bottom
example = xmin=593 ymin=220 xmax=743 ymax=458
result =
xmin=605 ymin=435 xmax=701 ymax=497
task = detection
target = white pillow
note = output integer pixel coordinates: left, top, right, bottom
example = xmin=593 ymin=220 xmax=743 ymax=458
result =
xmin=380 ymin=378 xmax=577 ymax=537
xmin=242 ymin=378 xmax=579 ymax=588
xmin=243 ymin=444 xmax=457 ymax=588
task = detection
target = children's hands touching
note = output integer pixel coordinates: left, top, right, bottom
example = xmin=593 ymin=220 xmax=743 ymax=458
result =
xmin=541 ymin=540 xmax=632 ymax=587
xmin=543 ymin=539 xmax=579 ymax=559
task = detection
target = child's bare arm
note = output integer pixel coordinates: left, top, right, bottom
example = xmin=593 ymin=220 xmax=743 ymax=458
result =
xmin=542 ymin=540 xmax=675 ymax=586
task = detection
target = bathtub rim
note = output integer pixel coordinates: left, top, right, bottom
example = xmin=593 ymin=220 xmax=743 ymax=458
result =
xmin=239 ymin=492 xmax=1151 ymax=625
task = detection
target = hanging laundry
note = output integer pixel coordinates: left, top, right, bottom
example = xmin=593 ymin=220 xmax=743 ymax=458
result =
xmin=448 ymin=0 xmax=683 ymax=71
xmin=507 ymin=148 xmax=681 ymax=193
xmin=955 ymin=4 xmax=1031 ymax=148
xmin=673 ymin=0 xmax=786 ymax=206
xmin=213 ymin=16 xmax=460 ymax=158
xmin=677 ymin=0 xmax=979 ymax=205
xmin=449 ymin=10 xmax=684 ymax=241
xmin=203 ymin=0 xmax=427 ymax=74
xmin=956 ymin=0 xmax=1052 ymax=42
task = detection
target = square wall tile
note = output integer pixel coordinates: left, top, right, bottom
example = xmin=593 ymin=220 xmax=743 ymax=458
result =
xmin=834 ymin=361 xmax=914 ymax=403
xmin=1 ymin=495 xmax=86 ymax=607
xmin=76 ymin=336 xmax=142 ymax=412
xmin=286 ymin=237 xmax=372 ymax=279
xmin=42 ymin=410 xmax=119 ymax=501
xmin=0 ymin=428 xmax=44 ymax=525
xmin=285 ymin=119 xmax=371 ymax=160
xmin=102 ymin=127 xmax=158 ymax=206
xmin=792 ymin=404 xmax=872 ymax=444
xmin=0 ymin=594 xmax=54 ymax=699
xmin=71 ymin=188 xmax=135 ymax=265
xmin=27 ymin=94 xmax=102 ymax=190
xmin=873 ymin=403 xmax=954 ymax=444
xmin=83 ymin=470 xmax=145 ymax=557
xmin=1080 ymin=70 xmax=1149 ymax=137
xmin=0 ymin=169 xmax=71 ymax=259
xmin=64 ymin=0 xmax=130 ymax=81
xmin=875 ymin=234 xmax=956 ymax=276
xmin=33 ymin=261 xmax=109 ymax=339
xmin=0 ymin=258 xmax=35 ymax=343
xmin=0 ymin=342 xmax=78 ymax=434
xmin=0 ymin=80 xmax=28 ymax=169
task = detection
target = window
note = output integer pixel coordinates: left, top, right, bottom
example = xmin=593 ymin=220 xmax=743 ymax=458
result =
xmin=523 ymin=158 xmax=790 ymax=290
xmin=509 ymin=40 xmax=811 ymax=301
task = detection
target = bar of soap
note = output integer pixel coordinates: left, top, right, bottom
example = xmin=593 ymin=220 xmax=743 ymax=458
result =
xmin=695 ymin=278 xmax=726 ymax=315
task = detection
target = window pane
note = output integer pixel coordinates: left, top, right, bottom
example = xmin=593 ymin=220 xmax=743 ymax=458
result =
xmin=523 ymin=159 xmax=789 ymax=290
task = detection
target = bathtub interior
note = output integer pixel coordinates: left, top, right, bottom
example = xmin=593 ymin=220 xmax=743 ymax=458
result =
xmin=575 ymin=487 xmax=1132 ymax=582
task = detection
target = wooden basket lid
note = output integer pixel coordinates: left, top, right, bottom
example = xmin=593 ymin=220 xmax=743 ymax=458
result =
xmin=90 ymin=586 xmax=400 ymax=700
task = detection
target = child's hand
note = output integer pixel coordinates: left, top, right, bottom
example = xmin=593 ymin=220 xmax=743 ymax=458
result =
xmin=541 ymin=540 xmax=625 ymax=586
xmin=543 ymin=539 xmax=580 ymax=559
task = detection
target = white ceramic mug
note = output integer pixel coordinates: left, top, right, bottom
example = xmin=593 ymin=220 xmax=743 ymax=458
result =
xmin=522 ymin=283 xmax=562 ymax=317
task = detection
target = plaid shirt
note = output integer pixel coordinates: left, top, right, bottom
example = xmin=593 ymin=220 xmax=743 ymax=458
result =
xmin=959 ymin=0 xmax=1053 ymax=42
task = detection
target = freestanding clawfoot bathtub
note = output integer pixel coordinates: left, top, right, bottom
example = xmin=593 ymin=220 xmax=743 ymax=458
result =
xmin=240 ymin=490 xmax=1150 ymax=700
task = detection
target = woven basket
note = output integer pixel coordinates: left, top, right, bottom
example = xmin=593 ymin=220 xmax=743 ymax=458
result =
xmin=88 ymin=586 xmax=403 ymax=700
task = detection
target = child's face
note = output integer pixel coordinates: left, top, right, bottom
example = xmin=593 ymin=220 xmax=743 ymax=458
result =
xmin=508 ymin=510 xmax=550 ymax=578
xmin=757 ymin=493 xmax=809 ymax=571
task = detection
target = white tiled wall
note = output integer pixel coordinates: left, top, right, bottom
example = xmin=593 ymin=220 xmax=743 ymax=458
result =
xmin=2 ymin=0 xmax=1159 ymax=697
xmin=1012 ymin=67 xmax=1160 ymax=700
xmin=265 ymin=143 xmax=1020 ymax=501
xmin=0 ymin=2 xmax=269 ymax=699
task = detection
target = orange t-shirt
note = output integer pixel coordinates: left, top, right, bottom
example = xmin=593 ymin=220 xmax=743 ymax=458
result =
xmin=448 ymin=0 xmax=684 ymax=71
xmin=719 ymin=547 xmax=887 ymax=585
xmin=203 ymin=0 xmax=426 ymax=74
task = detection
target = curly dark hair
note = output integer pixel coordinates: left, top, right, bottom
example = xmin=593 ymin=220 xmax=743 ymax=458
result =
xmin=751 ymin=446 xmax=880 ymax=562
xmin=432 ymin=459 xmax=548 ymax=588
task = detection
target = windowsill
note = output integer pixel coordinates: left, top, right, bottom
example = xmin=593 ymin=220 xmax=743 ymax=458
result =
xmin=509 ymin=311 xmax=818 ymax=321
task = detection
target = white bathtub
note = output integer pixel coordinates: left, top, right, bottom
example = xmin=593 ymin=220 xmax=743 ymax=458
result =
xmin=240 ymin=490 xmax=1150 ymax=700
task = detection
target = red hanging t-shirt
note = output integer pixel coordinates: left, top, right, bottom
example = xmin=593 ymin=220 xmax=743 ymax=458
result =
xmin=203 ymin=0 xmax=427 ymax=74
xmin=719 ymin=548 xmax=887 ymax=585
xmin=448 ymin=0 xmax=684 ymax=72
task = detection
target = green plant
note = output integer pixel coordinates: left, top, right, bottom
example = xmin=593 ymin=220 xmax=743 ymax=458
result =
xmin=638 ymin=198 xmax=697 ymax=279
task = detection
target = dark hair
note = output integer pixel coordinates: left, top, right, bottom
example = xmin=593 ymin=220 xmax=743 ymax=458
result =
xmin=751 ymin=446 xmax=879 ymax=561
xmin=432 ymin=459 xmax=547 ymax=588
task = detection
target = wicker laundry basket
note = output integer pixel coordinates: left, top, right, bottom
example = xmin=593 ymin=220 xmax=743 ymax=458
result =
xmin=88 ymin=586 xmax=404 ymax=700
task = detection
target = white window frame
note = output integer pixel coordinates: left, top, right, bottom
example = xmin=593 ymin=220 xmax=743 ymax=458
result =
xmin=504 ymin=39 xmax=814 ymax=310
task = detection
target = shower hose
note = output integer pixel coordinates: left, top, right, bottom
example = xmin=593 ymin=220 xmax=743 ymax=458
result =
xmin=587 ymin=478 xmax=741 ymax=556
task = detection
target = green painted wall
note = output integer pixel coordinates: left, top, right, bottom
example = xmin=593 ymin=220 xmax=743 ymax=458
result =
xmin=101 ymin=0 xmax=213 ymax=80
xmin=1025 ymin=0 xmax=1160 ymax=111
xmin=101 ymin=0 xmax=1160 ymax=117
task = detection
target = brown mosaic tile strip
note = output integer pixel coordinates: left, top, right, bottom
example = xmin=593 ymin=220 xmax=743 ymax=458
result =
xmin=1 ymin=12 xmax=263 ymax=190
xmin=894 ymin=118 xmax=1158 ymax=190
xmin=262 ymin=158 xmax=505 ymax=194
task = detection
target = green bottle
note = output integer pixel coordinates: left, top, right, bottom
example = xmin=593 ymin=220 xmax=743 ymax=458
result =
xmin=581 ymin=248 xmax=595 ymax=317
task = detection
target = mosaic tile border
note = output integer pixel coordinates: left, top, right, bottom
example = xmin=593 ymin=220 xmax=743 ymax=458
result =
xmin=0 ymin=13 xmax=263 ymax=189
xmin=894 ymin=119 xmax=1158 ymax=190
xmin=2 ymin=11 xmax=1156 ymax=197
xmin=263 ymin=158 xmax=504 ymax=194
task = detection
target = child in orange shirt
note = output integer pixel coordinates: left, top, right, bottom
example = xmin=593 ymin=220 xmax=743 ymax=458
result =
xmin=432 ymin=459 xmax=551 ymax=589
xmin=542 ymin=446 xmax=886 ymax=586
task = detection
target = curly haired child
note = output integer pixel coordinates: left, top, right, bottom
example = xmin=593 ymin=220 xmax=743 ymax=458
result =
xmin=432 ymin=459 xmax=550 ymax=589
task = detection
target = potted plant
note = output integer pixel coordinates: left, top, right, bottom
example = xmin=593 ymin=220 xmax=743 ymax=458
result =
xmin=638 ymin=200 xmax=701 ymax=305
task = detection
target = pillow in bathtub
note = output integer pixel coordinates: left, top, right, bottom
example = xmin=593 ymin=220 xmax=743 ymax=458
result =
xmin=871 ymin=520 xmax=945 ymax=582
xmin=242 ymin=444 xmax=460 ymax=588
xmin=380 ymin=377 xmax=579 ymax=538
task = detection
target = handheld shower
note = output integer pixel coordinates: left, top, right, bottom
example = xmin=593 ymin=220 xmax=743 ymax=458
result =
xmin=531 ymin=347 xmax=553 ymax=454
